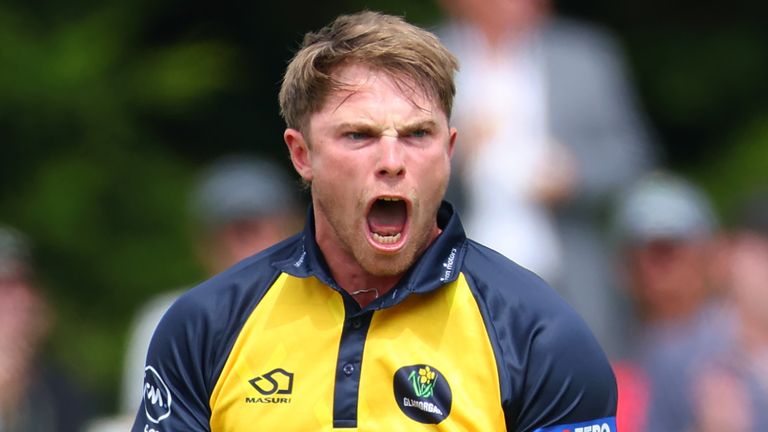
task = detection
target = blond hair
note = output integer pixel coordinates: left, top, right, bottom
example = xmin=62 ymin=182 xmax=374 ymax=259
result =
xmin=279 ymin=11 xmax=459 ymax=131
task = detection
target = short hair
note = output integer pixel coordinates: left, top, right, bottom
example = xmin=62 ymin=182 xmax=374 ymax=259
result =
xmin=279 ymin=11 xmax=459 ymax=132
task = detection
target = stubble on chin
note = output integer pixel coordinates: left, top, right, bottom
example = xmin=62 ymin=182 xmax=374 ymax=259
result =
xmin=313 ymin=181 xmax=445 ymax=279
xmin=316 ymin=197 xmax=416 ymax=278
xmin=357 ymin=249 xmax=415 ymax=277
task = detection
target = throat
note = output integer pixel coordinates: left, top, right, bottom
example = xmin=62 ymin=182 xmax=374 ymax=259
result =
xmin=336 ymin=272 xmax=401 ymax=307
xmin=367 ymin=199 xmax=406 ymax=237
xmin=349 ymin=287 xmax=380 ymax=307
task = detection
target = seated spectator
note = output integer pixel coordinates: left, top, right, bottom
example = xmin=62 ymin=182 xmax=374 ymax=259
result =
xmin=86 ymin=154 xmax=303 ymax=432
xmin=0 ymin=224 xmax=93 ymax=432
xmin=688 ymin=191 xmax=768 ymax=431
xmin=610 ymin=171 xmax=722 ymax=431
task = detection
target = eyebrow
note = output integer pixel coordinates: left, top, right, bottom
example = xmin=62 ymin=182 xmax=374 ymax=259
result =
xmin=335 ymin=122 xmax=384 ymax=135
xmin=396 ymin=120 xmax=437 ymax=135
xmin=335 ymin=120 xmax=438 ymax=136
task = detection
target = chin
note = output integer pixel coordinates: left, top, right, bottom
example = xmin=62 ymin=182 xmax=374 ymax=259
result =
xmin=359 ymin=249 xmax=414 ymax=277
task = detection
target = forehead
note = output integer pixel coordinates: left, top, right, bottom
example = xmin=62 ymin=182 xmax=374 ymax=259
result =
xmin=317 ymin=64 xmax=444 ymax=120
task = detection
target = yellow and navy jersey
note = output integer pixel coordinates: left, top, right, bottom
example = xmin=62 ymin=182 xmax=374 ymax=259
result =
xmin=133 ymin=202 xmax=617 ymax=432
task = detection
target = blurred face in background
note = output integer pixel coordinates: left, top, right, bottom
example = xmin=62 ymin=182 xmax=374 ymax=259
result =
xmin=727 ymin=231 xmax=768 ymax=329
xmin=202 ymin=213 xmax=301 ymax=274
xmin=626 ymin=237 xmax=714 ymax=322
xmin=440 ymin=0 xmax=550 ymax=41
xmin=0 ymin=263 xmax=50 ymax=397
xmin=0 ymin=264 xmax=48 ymax=346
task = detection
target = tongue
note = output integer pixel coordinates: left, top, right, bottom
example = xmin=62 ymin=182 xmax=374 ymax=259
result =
xmin=367 ymin=200 xmax=406 ymax=235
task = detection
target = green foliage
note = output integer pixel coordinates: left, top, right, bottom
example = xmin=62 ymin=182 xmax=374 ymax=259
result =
xmin=692 ymin=114 xmax=768 ymax=221
xmin=0 ymin=1 xmax=234 ymax=410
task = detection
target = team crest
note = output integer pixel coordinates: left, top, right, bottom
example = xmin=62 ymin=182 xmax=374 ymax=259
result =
xmin=393 ymin=364 xmax=452 ymax=424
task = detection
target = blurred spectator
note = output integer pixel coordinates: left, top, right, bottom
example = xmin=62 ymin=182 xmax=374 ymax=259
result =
xmin=614 ymin=172 xmax=719 ymax=330
xmin=611 ymin=171 xmax=722 ymax=431
xmin=687 ymin=192 xmax=768 ymax=431
xmin=0 ymin=224 xmax=93 ymax=432
xmin=86 ymin=154 xmax=303 ymax=432
xmin=187 ymin=154 xmax=304 ymax=275
xmin=436 ymin=0 xmax=657 ymax=355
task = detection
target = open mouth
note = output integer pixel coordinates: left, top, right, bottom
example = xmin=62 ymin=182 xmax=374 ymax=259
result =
xmin=366 ymin=197 xmax=408 ymax=248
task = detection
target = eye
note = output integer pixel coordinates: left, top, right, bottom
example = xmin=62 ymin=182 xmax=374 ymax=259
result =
xmin=345 ymin=131 xmax=371 ymax=140
xmin=408 ymin=129 xmax=429 ymax=138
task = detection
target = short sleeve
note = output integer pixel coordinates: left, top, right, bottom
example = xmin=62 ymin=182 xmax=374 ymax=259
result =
xmin=130 ymin=293 xmax=213 ymax=432
xmin=515 ymin=308 xmax=618 ymax=432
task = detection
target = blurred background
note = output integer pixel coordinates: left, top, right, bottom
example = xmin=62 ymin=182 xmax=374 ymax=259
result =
xmin=1 ymin=0 xmax=767 ymax=429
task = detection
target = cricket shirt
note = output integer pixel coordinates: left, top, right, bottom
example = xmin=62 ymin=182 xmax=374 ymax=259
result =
xmin=132 ymin=201 xmax=617 ymax=432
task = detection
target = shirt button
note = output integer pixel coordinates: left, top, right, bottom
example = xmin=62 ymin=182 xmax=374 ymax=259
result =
xmin=350 ymin=318 xmax=361 ymax=329
xmin=343 ymin=363 xmax=355 ymax=376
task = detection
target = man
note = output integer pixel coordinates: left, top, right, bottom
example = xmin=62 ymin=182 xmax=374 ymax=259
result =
xmin=89 ymin=154 xmax=301 ymax=432
xmin=132 ymin=11 xmax=616 ymax=431
xmin=0 ymin=224 xmax=93 ymax=431
xmin=687 ymin=192 xmax=768 ymax=431
xmin=610 ymin=172 xmax=721 ymax=431
xmin=437 ymin=0 xmax=657 ymax=357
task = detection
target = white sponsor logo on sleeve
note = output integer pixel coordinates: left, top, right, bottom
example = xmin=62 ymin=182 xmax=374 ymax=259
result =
xmin=144 ymin=365 xmax=172 ymax=423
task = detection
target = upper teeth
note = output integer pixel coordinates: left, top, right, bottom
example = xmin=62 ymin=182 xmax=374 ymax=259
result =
xmin=381 ymin=197 xmax=400 ymax=201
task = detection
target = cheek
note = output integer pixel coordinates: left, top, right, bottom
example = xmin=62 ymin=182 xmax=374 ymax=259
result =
xmin=312 ymin=155 xmax=348 ymax=188
xmin=315 ymin=147 xmax=366 ymax=178
xmin=311 ymin=162 xmax=361 ymax=212
xmin=419 ymin=155 xmax=451 ymax=191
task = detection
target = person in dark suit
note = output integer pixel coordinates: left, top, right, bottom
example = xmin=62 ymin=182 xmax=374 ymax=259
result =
xmin=436 ymin=0 xmax=658 ymax=356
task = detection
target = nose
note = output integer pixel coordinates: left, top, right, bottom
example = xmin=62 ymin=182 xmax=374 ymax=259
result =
xmin=376 ymin=136 xmax=406 ymax=179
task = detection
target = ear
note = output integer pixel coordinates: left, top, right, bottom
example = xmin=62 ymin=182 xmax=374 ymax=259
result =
xmin=447 ymin=127 xmax=458 ymax=159
xmin=284 ymin=128 xmax=313 ymax=182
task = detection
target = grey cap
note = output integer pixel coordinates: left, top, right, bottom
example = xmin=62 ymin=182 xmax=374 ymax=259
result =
xmin=190 ymin=154 xmax=300 ymax=228
xmin=615 ymin=172 xmax=716 ymax=244
xmin=0 ymin=224 xmax=32 ymax=277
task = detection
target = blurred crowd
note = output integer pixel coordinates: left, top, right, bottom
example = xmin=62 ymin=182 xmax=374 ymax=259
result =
xmin=0 ymin=227 xmax=93 ymax=431
xmin=1 ymin=1 xmax=766 ymax=431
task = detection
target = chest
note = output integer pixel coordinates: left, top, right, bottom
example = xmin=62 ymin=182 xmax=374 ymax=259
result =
xmin=209 ymin=274 xmax=506 ymax=431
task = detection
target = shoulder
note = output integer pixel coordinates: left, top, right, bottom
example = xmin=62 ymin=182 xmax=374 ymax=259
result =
xmin=133 ymin=235 xmax=304 ymax=430
xmin=150 ymin=234 xmax=303 ymax=381
xmin=542 ymin=16 xmax=622 ymax=54
xmin=462 ymin=239 xmax=601 ymax=357
xmin=168 ymin=234 xmax=301 ymax=322
xmin=463 ymin=238 xmax=608 ymax=350
xmin=462 ymin=239 xmax=574 ymax=324
xmin=461 ymin=241 xmax=617 ymax=428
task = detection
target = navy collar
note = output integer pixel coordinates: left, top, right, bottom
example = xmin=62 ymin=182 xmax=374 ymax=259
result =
xmin=277 ymin=201 xmax=468 ymax=311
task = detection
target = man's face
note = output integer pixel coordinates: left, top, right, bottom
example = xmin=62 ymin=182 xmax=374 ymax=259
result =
xmin=728 ymin=232 xmax=768 ymax=327
xmin=285 ymin=64 xmax=456 ymax=277
xmin=627 ymin=238 xmax=710 ymax=320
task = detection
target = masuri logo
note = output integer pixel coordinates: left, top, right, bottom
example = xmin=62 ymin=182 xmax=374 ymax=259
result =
xmin=245 ymin=368 xmax=294 ymax=404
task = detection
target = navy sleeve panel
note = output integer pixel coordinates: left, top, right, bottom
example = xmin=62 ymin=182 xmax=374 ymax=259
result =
xmin=463 ymin=241 xmax=617 ymax=432
xmin=131 ymin=236 xmax=302 ymax=432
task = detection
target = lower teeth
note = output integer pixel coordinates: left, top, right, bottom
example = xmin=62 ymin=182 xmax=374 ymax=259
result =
xmin=372 ymin=232 xmax=401 ymax=244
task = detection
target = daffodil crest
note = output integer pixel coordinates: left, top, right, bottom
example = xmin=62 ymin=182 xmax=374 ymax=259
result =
xmin=408 ymin=366 xmax=438 ymax=398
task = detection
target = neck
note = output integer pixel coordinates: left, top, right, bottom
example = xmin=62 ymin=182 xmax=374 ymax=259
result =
xmin=332 ymin=263 xmax=402 ymax=308
xmin=312 ymin=211 xmax=441 ymax=308
xmin=312 ymin=221 xmax=401 ymax=308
